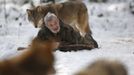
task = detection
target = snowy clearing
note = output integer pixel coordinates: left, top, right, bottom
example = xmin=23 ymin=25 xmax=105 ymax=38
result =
xmin=0 ymin=1 xmax=134 ymax=75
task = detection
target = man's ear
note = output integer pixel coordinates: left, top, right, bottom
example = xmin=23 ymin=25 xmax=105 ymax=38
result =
xmin=56 ymin=18 xmax=59 ymax=23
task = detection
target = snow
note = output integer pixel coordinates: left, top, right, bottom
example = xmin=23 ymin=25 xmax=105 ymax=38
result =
xmin=0 ymin=1 xmax=134 ymax=75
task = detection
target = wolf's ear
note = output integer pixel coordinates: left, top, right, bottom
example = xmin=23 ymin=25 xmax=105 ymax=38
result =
xmin=26 ymin=9 xmax=32 ymax=15
xmin=37 ymin=6 xmax=44 ymax=12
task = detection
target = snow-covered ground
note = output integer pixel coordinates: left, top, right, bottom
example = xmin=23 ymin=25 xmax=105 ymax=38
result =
xmin=0 ymin=1 xmax=134 ymax=75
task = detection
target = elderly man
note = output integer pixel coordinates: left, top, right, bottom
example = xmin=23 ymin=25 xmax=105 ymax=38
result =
xmin=36 ymin=12 xmax=98 ymax=52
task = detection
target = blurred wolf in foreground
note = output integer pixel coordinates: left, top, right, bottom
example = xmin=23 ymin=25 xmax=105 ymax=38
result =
xmin=75 ymin=59 xmax=127 ymax=75
xmin=27 ymin=1 xmax=91 ymax=37
xmin=0 ymin=37 xmax=59 ymax=75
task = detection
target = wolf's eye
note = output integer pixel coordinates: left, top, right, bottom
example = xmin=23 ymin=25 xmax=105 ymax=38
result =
xmin=30 ymin=17 xmax=34 ymax=21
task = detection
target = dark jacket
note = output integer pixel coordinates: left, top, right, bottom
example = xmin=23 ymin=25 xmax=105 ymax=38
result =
xmin=37 ymin=20 xmax=98 ymax=51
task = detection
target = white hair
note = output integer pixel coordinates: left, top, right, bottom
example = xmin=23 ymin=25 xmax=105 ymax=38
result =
xmin=44 ymin=12 xmax=58 ymax=25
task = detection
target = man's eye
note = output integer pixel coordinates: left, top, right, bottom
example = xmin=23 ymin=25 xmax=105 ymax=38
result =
xmin=50 ymin=24 xmax=53 ymax=27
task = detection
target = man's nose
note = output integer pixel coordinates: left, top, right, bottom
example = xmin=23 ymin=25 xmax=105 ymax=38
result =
xmin=51 ymin=24 xmax=56 ymax=27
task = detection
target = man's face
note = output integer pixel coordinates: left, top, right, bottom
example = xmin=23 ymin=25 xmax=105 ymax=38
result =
xmin=46 ymin=18 xmax=60 ymax=34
